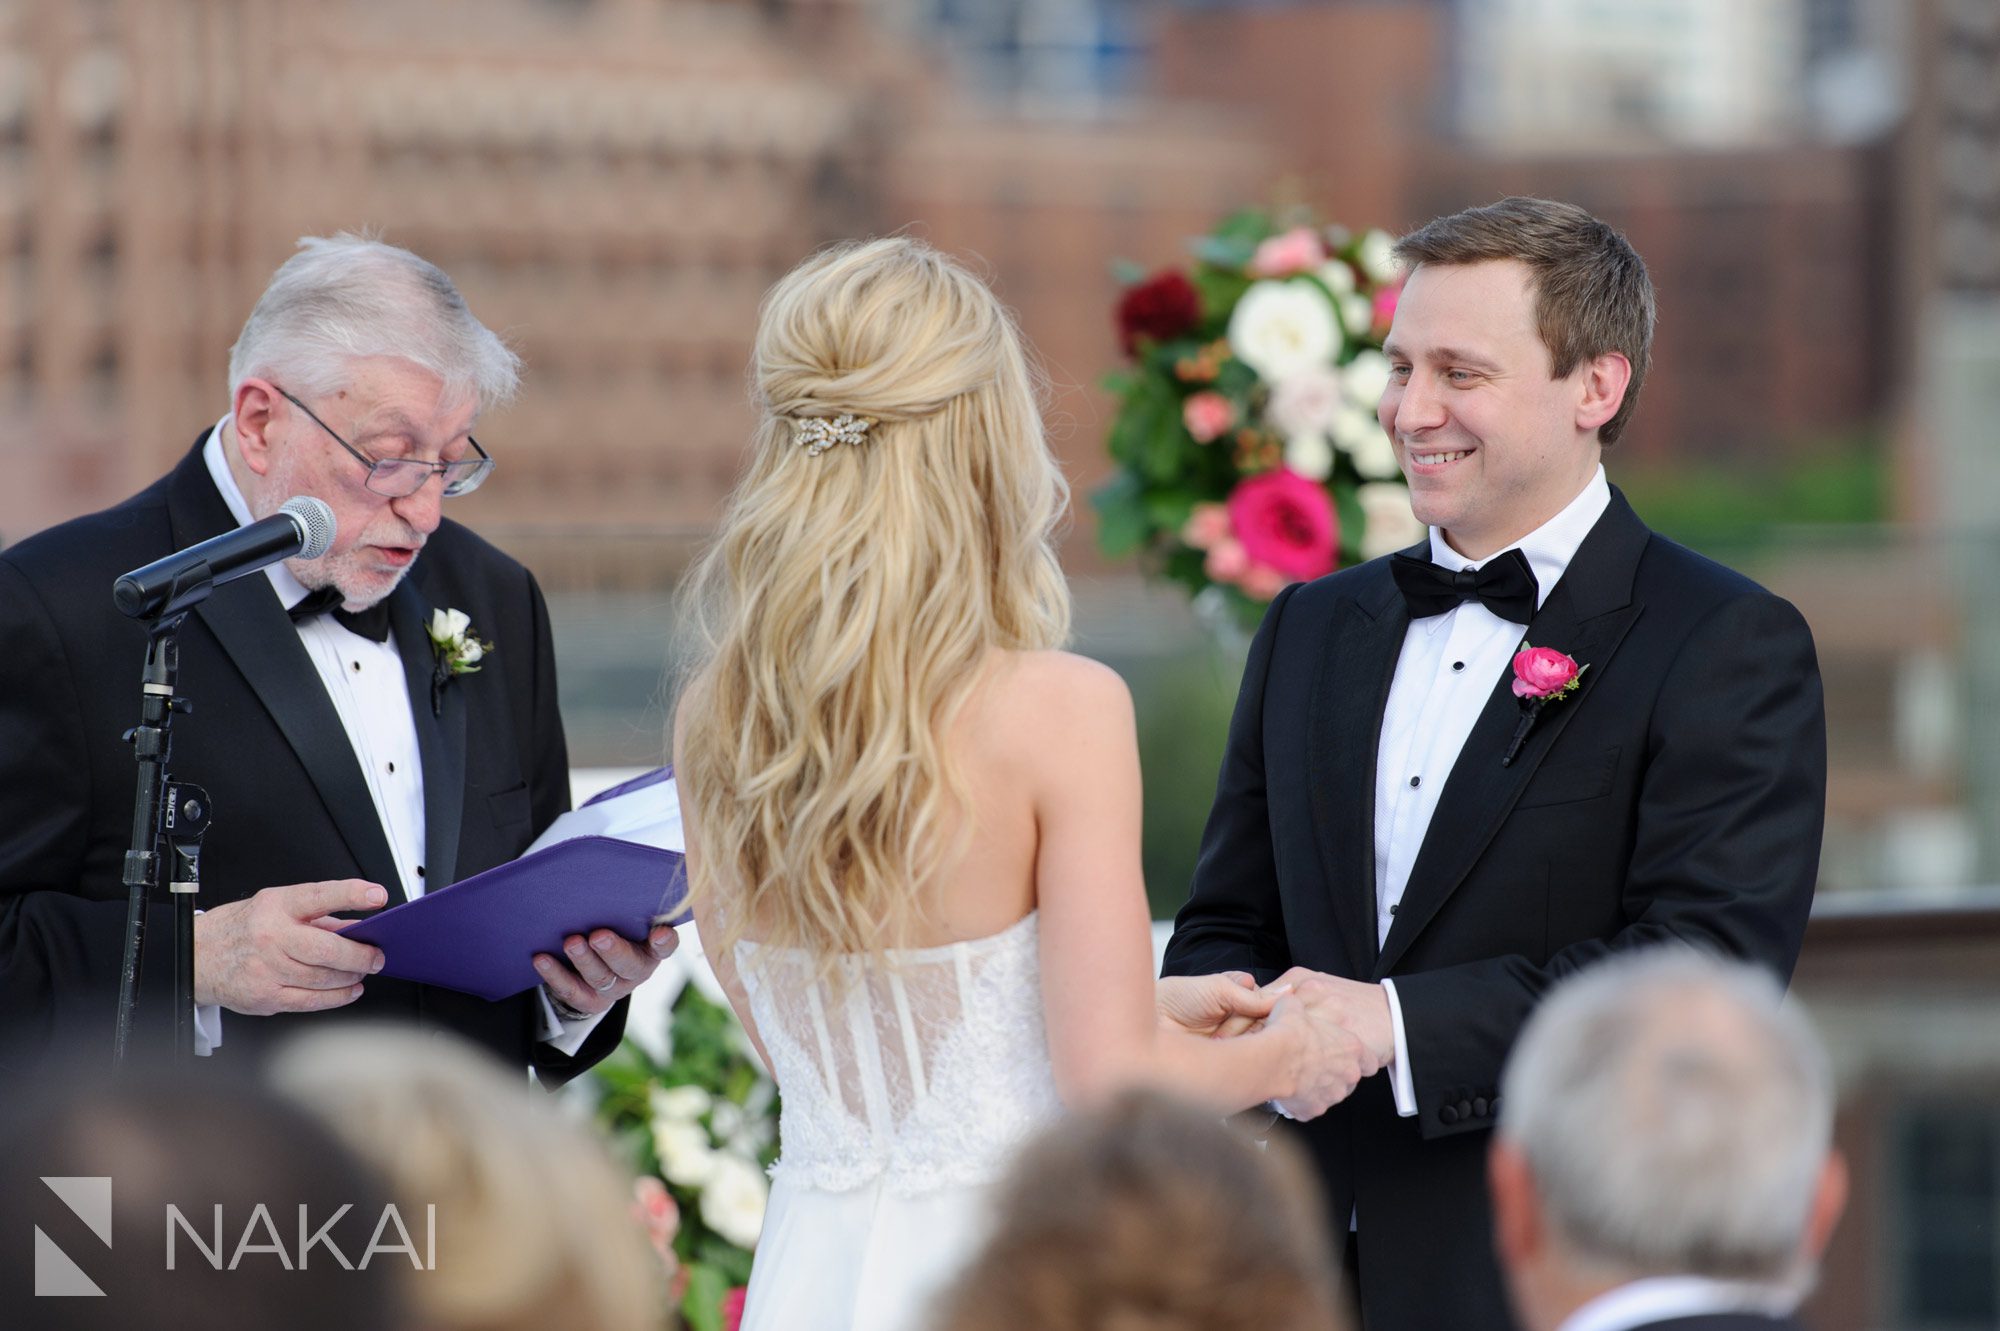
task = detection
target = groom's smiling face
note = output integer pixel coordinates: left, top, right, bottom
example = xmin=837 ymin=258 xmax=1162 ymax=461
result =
xmin=1377 ymin=259 xmax=1608 ymax=561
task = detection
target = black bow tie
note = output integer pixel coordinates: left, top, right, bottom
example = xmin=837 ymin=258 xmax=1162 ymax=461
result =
xmin=288 ymin=586 xmax=393 ymax=643
xmin=1390 ymin=547 xmax=1539 ymax=624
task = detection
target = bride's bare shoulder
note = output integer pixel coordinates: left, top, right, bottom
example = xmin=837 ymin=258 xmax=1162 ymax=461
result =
xmin=976 ymin=649 xmax=1134 ymax=738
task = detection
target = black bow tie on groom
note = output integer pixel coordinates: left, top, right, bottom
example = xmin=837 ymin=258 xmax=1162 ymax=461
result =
xmin=288 ymin=585 xmax=393 ymax=643
xmin=1390 ymin=547 xmax=1539 ymax=625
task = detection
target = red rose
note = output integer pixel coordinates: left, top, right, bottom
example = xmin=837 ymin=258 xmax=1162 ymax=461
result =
xmin=1225 ymin=468 xmax=1338 ymax=581
xmin=1116 ymin=270 xmax=1202 ymax=356
xmin=722 ymin=1285 xmax=748 ymax=1331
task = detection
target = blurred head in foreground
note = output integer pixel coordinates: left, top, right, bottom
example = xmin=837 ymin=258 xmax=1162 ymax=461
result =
xmin=0 ymin=1055 xmax=406 ymax=1329
xmin=266 ymin=1026 xmax=669 ymax=1331
xmin=1490 ymin=949 xmax=1848 ymax=1331
xmin=931 ymin=1089 xmax=1347 ymax=1331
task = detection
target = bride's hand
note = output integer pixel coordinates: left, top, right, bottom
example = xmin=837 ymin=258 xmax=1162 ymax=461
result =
xmin=1156 ymin=972 xmax=1277 ymax=1038
xmin=1266 ymin=979 xmax=1367 ymax=1121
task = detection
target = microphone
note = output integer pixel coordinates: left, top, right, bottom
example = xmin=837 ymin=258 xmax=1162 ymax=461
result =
xmin=113 ymin=496 xmax=337 ymax=620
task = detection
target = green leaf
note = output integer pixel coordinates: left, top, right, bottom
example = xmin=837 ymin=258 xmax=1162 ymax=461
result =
xmin=682 ymin=1264 xmax=729 ymax=1331
xmin=1092 ymin=473 xmax=1150 ymax=559
xmin=1191 ymin=236 xmax=1258 ymax=272
xmin=1333 ymin=479 xmax=1366 ymax=567
xmin=1144 ymin=489 xmax=1197 ymax=533
xmin=1191 ymin=266 xmax=1251 ymax=323
xmin=1210 ymin=209 xmax=1272 ymax=245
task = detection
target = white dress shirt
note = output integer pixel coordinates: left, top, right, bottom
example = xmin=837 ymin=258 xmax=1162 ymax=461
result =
xmin=1374 ymin=467 xmax=1611 ymax=1116
xmin=1557 ymin=1275 xmax=1799 ymax=1331
xmin=196 ymin=421 xmax=599 ymax=1056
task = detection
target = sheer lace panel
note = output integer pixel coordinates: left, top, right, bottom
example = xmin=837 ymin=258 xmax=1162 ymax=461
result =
xmin=736 ymin=911 xmax=1064 ymax=1196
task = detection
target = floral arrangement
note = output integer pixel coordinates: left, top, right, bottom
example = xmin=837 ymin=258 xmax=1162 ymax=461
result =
xmin=1094 ymin=210 xmax=1424 ymax=627
xmin=594 ymin=973 xmax=778 ymax=1331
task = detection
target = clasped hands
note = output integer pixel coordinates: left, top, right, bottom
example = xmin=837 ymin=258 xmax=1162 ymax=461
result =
xmin=1156 ymin=968 xmax=1395 ymax=1121
xmin=193 ymin=878 xmax=678 ymax=1019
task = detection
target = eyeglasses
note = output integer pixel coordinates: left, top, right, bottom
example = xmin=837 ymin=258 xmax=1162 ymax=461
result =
xmin=273 ymin=386 xmax=495 ymax=499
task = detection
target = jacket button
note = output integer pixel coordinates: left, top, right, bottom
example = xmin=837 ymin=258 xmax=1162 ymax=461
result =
xmin=1490 ymin=1095 xmax=1502 ymax=1115
xmin=1473 ymin=1097 xmax=1489 ymax=1117
xmin=1439 ymin=1104 xmax=1459 ymax=1125
xmin=1457 ymin=1099 xmax=1474 ymax=1118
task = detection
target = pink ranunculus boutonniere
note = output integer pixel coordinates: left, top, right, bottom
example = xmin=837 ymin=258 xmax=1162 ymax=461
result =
xmin=1503 ymin=643 xmax=1588 ymax=767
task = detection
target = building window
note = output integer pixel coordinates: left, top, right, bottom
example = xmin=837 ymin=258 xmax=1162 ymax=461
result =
xmin=1896 ymin=1104 xmax=2000 ymax=1328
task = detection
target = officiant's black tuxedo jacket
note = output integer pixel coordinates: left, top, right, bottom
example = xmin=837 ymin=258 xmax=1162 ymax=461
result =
xmin=1162 ymin=490 xmax=1825 ymax=1331
xmin=0 ymin=435 xmax=623 ymax=1085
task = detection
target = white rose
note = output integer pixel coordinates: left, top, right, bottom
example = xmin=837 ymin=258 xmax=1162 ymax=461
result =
xmin=1333 ymin=406 xmax=1401 ymax=480
xmin=1341 ymin=350 xmax=1392 ymax=408
xmin=1315 ymin=260 xmax=1356 ymax=297
xmin=1356 ymin=228 xmax=1400 ymax=284
xmin=1340 ymin=293 xmax=1374 ymax=341
xmin=1265 ymin=365 xmax=1344 ymax=439
xmin=651 ymin=1118 xmax=716 ymax=1188
xmin=1357 ymin=482 xmax=1426 ymax=559
xmin=649 ymin=1085 xmax=713 ymax=1123
xmin=1283 ymin=431 xmax=1336 ymax=482
xmin=1227 ymin=280 xmax=1342 ymax=384
xmin=457 ymin=639 xmax=484 ymax=665
xmin=439 ymin=608 xmax=471 ymax=639
xmin=701 ymin=1150 xmax=770 ymax=1250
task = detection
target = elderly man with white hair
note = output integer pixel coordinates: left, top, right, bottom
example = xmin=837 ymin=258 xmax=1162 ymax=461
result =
xmin=1488 ymin=949 xmax=1848 ymax=1331
xmin=0 ymin=234 xmax=673 ymax=1083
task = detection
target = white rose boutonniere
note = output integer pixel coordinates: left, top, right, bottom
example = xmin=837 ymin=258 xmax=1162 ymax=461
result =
xmin=425 ymin=607 xmax=493 ymax=715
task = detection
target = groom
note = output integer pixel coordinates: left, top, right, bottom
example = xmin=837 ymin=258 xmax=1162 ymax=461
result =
xmin=1162 ymin=197 xmax=1825 ymax=1330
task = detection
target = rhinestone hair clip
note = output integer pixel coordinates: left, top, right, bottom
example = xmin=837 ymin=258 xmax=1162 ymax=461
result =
xmin=794 ymin=413 xmax=874 ymax=458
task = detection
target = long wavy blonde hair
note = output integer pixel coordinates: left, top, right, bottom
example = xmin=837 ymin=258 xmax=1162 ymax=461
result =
xmin=677 ymin=238 xmax=1072 ymax=964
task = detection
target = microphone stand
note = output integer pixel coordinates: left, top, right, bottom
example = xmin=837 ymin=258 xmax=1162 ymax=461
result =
xmin=112 ymin=610 xmax=213 ymax=1068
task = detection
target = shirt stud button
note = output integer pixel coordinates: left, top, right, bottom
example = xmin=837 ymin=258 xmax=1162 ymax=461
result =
xmin=1409 ymin=776 xmax=1421 ymax=788
xmin=386 ymin=761 xmax=395 ymax=774
xmin=351 ymin=661 xmax=362 ymax=672
xmin=1452 ymin=661 xmax=1465 ymax=672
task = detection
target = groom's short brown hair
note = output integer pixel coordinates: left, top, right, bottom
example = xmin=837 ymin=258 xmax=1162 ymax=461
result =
xmin=1393 ymin=196 xmax=1655 ymax=446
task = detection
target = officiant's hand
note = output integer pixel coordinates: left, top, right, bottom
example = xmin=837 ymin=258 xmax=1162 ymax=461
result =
xmin=1157 ymin=972 xmax=1276 ymax=1038
xmin=1265 ymin=968 xmax=1395 ymax=1078
xmin=193 ymin=879 xmax=387 ymax=1014
xmin=534 ymin=925 xmax=679 ymax=1016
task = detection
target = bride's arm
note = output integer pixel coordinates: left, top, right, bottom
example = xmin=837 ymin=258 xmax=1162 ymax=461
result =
xmin=1023 ymin=653 xmax=1361 ymax=1117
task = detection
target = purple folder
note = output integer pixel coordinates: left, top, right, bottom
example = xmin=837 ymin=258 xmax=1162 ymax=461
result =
xmin=341 ymin=837 xmax=689 ymax=1002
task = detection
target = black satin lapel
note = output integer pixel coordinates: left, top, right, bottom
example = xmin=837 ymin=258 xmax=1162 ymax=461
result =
xmin=1374 ymin=587 xmax=1641 ymax=976
xmin=1306 ymin=582 xmax=1408 ymax=980
xmin=191 ymin=582 xmax=408 ymax=904
xmin=390 ymin=584 xmax=465 ymax=891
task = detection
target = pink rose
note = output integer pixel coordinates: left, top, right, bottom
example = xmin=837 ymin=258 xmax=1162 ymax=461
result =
xmin=1511 ymin=646 xmax=1581 ymax=699
xmin=1371 ymin=282 xmax=1401 ymax=334
xmin=1249 ymin=227 xmax=1326 ymax=278
xmin=1182 ymin=391 xmax=1236 ymax=444
xmin=722 ymin=1286 xmax=749 ymax=1331
xmin=1205 ymin=537 xmax=1250 ymax=581
xmin=1240 ymin=563 xmax=1291 ymax=600
xmin=1225 ymin=468 xmax=1338 ymax=581
xmin=1181 ymin=502 xmax=1233 ymax=551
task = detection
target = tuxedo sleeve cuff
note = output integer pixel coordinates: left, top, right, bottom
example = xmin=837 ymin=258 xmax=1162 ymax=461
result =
xmin=193 ymin=1003 xmax=222 ymax=1057
xmin=537 ymin=986 xmax=611 ymax=1057
xmin=1381 ymin=978 xmax=1417 ymax=1118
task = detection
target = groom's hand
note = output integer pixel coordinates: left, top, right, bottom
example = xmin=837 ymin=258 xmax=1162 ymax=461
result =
xmin=1265 ymin=968 xmax=1395 ymax=1077
xmin=534 ymin=925 xmax=679 ymax=1017
xmin=1157 ymin=972 xmax=1276 ymax=1038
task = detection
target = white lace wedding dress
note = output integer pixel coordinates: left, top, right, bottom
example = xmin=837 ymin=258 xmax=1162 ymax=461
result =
xmin=734 ymin=910 xmax=1064 ymax=1331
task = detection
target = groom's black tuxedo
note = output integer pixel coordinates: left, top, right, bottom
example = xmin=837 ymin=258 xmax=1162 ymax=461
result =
xmin=0 ymin=435 xmax=622 ymax=1085
xmin=1163 ymin=490 xmax=1824 ymax=1330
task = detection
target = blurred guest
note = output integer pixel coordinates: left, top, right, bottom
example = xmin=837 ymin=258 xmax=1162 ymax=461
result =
xmin=268 ymin=1026 xmax=672 ymax=1331
xmin=0 ymin=232 xmax=670 ymax=1082
xmin=1489 ymin=949 xmax=1848 ymax=1331
xmin=930 ymin=1089 xmax=1347 ymax=1331
xmin=0 ymin=1055 xmax=409 ymax=1329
